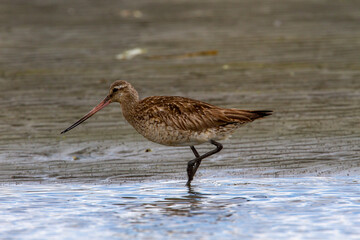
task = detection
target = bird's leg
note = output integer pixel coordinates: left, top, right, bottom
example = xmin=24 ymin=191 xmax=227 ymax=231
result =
xmin=193 ymin=140 xmax=223 ymax=178
xmin=186 ymin=146 xmax=199 ymax=186
xmin=186 ymin=140 xmax=223 ymax=186
xmin=190 ymin=146 xmax=202 ymax=176
xmin=190 ymin=145 xmax=200 ymax=158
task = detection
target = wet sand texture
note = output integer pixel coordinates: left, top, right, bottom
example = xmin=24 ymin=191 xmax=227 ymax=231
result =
xmin=0 ymin=0 xmax=359 ymax=183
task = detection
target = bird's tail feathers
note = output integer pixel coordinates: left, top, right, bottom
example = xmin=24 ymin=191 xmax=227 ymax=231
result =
xmin=223 ymin=109 xmax=272 ymax=123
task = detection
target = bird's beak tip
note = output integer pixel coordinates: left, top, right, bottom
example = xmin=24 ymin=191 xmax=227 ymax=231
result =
xmin=60 ymin=96 xmax=111 ymax=135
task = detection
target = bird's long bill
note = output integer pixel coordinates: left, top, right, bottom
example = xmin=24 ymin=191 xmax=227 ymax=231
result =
xmin=60 ymin=96 xmax=111 ymax=134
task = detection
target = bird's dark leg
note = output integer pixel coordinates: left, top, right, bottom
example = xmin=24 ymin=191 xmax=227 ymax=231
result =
xmin=190 ymin=146 xmax=202 ymax=176
xmin=186 ymin=140 xmax=223 ymax=186
xmin=187 ymin=146 xmax=199 ymax=186
xmin=188 ymin=146 xmax=201 ymax=183
xmin=190 ymin=146 xmax=200 ymax=158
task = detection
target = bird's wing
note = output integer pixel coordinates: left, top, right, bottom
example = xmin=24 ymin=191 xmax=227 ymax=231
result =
xmin=135 ymin=96 xmax=254 ymax=131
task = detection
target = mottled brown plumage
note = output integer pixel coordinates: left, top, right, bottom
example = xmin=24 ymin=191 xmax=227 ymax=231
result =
xmin=61 ymin=80 xmax=272 ymax=185
xmin=126 ymin=95 xmax=271 ymax=146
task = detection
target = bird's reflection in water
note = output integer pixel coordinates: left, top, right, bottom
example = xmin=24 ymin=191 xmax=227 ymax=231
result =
xmin=141 ymin=185 xmax=207 ymax=217
xmin=112 ymin=182 xmax=249 ymax=220
xmin=138 ymin=184 xmax=245 ymax=218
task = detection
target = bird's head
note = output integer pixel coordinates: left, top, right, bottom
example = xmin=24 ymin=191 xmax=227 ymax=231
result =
xmin=60 ymin=80 xmax=138 ymax=134
xmin=108 ymin=80 xmax=134 ymax=103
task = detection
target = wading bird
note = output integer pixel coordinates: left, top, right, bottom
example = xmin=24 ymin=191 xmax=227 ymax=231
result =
xmin=61 ymin=81 xmax=272 ymax=185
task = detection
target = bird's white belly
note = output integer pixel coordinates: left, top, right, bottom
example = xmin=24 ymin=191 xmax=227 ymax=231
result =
xmin=133 ymin=122 xmax=240 ymax=146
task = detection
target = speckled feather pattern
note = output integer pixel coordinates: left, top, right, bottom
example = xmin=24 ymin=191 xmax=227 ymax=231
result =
xmin=112 ymin=81 xmax=271 ymax=146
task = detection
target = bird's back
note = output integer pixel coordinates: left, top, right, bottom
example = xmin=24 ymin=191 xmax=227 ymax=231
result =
xmin=122 ymin=96 xmax=271 ymax=146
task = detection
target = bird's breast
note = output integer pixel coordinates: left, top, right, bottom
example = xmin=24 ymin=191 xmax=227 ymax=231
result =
xmin=127 ymin=118 xmax=240 ymax=146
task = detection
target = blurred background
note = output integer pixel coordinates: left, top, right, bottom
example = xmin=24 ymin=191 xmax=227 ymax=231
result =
xmin=1 ymin=1 xmax=360 ymax=239
xmin=0 ymin=0 xmax=359 ymax=181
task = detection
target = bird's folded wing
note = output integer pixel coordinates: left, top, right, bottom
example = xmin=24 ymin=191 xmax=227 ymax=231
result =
xmin=136 ymin=96 xmax=255 ymax=131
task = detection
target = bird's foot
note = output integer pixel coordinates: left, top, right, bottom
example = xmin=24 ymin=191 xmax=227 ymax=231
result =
xmin=185 ymin=180 xmax=192 ymax=187
xmin=186 ymin=159 xmax=196 ymax=186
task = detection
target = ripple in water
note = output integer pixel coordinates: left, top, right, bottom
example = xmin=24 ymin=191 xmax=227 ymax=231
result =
xmin=0 ymin=177 xmax=360 ymax=239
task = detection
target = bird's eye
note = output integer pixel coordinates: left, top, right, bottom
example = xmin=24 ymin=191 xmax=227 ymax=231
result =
xmin=113 ymin=88 xmax=118 ymax=93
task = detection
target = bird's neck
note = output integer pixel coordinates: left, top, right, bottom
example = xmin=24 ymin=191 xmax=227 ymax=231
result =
xmin=119 ymin=89 xmax=139 ymax=121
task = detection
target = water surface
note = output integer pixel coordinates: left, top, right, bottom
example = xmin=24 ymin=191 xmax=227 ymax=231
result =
xmin=1 ymin=177 xmax=360 ymax=239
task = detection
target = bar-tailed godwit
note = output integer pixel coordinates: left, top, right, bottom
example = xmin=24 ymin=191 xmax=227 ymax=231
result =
xmin=61 ymin=80 xmax=272 ymax=185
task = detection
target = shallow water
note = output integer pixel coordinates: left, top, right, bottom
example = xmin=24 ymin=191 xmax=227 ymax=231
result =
xmin=1 ymin=177 xmax=360 ymax=240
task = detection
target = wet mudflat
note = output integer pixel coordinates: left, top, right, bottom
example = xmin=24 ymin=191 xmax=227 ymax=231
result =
xmin=0 ymin=0 xmax=360 ymax=239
